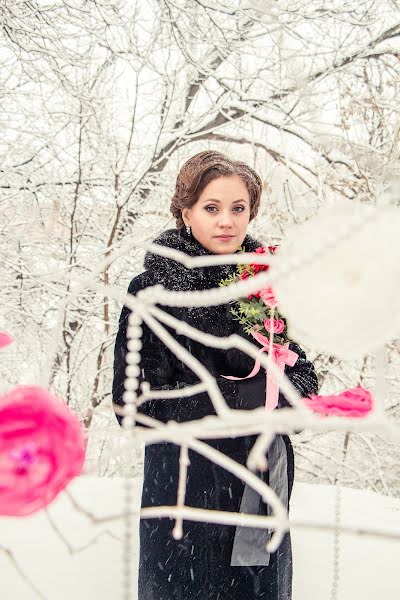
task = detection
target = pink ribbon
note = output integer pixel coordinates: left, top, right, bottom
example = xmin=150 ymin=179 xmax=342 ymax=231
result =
xmin=222 ymin=330 xmax=298 ymax=411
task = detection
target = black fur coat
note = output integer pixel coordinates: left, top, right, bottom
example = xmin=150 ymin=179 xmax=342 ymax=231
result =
xmin=112 ymin=227 xmax=319 ymax=600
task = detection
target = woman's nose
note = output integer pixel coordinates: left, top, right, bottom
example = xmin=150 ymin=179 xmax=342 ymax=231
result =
xmin=217 ymin=210 xmax=234 ymax=227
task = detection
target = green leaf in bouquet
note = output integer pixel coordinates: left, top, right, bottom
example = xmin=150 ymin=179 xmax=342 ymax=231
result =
xmin=219 ymin=273 xmax=238 ymax=287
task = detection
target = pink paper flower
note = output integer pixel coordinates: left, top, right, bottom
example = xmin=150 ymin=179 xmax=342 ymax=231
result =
xmin=0 ymin=331 xmax=13 ymax=349
xmin=0 ymin=386 xmax=86 ymax=516
xmin=259 ymin=286 xmax=278 ymax=308
xmin=263 ymin=318 xmax=285 ymax=334
xmin=304 ymin=385 xmax=373 ymax=418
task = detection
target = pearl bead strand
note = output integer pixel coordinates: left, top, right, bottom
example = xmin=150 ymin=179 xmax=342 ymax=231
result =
xmin=122 ymin=310 xmax=143 ymax=600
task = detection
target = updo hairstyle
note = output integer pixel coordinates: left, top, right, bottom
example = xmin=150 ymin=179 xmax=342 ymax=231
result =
xmin=170 ymin=150 xmax=263 ymax=229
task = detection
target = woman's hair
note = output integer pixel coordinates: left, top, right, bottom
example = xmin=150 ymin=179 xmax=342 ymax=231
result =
xmin=170 ymin=150 xmax=263 ymax=229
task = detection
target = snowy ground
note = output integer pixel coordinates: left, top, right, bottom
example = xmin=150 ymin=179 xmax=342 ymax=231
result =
xmin=0 ymin=476 xmax=399 ymax=600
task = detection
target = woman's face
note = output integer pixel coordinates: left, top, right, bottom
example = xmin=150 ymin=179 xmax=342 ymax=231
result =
xmin=182 ymin=175 xmax=251 ymax=254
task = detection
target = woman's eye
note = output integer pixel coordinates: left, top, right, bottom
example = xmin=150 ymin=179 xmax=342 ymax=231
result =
xmin=204 ymin=206 xmax=245 ymax=212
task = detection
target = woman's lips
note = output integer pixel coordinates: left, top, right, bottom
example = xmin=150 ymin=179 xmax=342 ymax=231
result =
xmin=214 ymin=235 xmax=235 ymax=241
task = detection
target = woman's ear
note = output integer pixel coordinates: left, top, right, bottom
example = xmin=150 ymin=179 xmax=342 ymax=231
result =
xmin=182 ymin=207 xmax=190 ymax=226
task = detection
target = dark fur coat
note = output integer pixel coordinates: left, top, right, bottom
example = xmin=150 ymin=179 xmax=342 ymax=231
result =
xmin=112 ymin=227 xmax=319 ymax=600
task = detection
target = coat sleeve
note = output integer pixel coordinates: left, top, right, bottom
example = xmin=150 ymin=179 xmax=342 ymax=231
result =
xmin=279 ymin=341 xmax=319 ymax=408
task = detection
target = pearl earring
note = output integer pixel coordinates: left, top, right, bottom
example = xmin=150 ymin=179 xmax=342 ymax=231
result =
xmin=186 ymin=224 xmax=191 ymax=236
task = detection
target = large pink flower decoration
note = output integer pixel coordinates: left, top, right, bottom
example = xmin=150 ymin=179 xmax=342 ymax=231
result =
xmin=0 ymin=331 xmax=13 ymax=349
xmin=0 ymin=386 xmax=86 ymax=516
xmin=304 ymin=385 xmax=373 ymax=418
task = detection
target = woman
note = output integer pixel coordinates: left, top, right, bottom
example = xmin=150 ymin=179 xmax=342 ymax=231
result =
xmin=112 ymin=150 xmax=319 ymax=599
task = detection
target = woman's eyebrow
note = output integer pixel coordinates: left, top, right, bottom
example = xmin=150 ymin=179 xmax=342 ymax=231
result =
xmin=201 ymin=198 xmax=248 ymax=203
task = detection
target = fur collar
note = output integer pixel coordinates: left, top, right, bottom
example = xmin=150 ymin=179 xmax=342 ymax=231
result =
xmin=144 ymin=228 xmax=261 ymax=291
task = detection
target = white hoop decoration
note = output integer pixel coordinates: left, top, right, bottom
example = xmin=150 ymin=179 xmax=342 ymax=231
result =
xmin=272 ymin=201 xmax=400 ymax=359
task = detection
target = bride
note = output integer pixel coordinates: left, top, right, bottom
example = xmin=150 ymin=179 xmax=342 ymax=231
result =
xmin=112 ymin=149 xmax=318 ymax=599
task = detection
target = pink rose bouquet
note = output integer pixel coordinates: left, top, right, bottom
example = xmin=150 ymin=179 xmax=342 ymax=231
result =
xmin=219 ymin=244 xmax=292 ymax=345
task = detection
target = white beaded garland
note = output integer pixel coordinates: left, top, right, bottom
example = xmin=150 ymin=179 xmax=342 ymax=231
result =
xmin=128 ymin=310 xmax=141 ymax=322
xmin=127 ymin=338 xmax=142 ymax=351
xmin=121 ymin=314 xmax=144 ymax=597
xmin=125 ymin=352 xmax=140 ymax=365
xmin=125 ymin=364 xmax=140 ymax=378
xmin=122 ymin=390 xmax=137 ymax=403
xmin=120 ymin=404 xmax=136 ymax=416
xmin=127 ymin=325 xmax=143 ymax=338
xmin=124 ymin=378 xmax=139 ymax=391
xmin=121 ymin=416 xmax=135 ymax=430
xmin=122 ymin=478 xmax=134 ymax=599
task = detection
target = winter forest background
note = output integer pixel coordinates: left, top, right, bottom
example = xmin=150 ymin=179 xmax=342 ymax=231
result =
xmin=1 ymin=0 xmax=400 ymax=598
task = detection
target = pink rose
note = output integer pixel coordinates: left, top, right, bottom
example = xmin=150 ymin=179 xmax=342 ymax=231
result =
xmin=304 ymin=385 xmax=373 ymax=418
xmin=259 ymin=286 xmax=278 ymax=308
xmin=0 ymin=386 xmax=86 ymax=516
xmin=263 ymin=318 xmax=285 ymax=334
